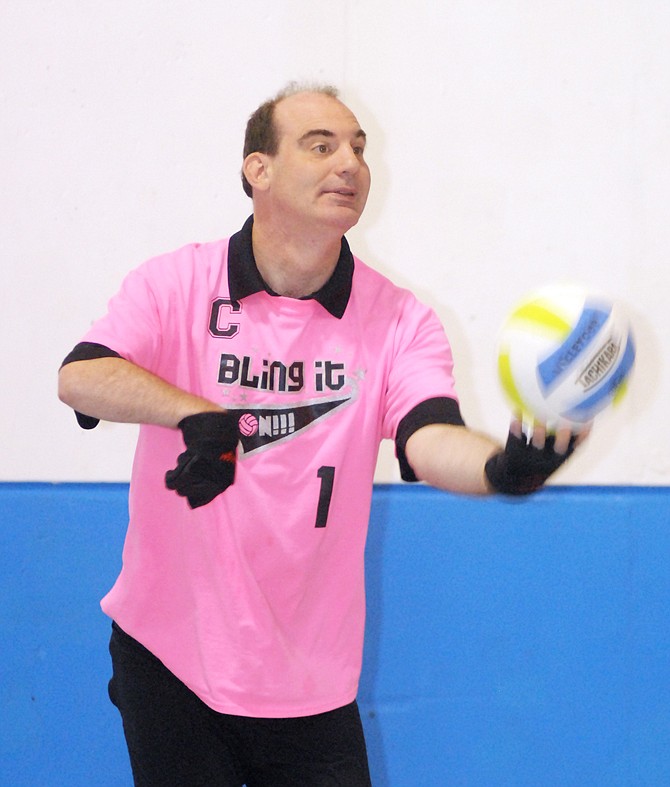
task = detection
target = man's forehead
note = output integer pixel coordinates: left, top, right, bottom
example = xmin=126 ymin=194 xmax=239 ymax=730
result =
xmin=275 ymin=92 xmax=364 ymax=137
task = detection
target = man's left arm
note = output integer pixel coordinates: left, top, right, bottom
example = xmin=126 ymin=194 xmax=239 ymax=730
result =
xmin=405 ymin=421 xmax=583 ymax=496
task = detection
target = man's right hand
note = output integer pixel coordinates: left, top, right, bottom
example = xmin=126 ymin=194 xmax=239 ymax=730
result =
xmin=165 ymin=412 xmax=239 ymax=509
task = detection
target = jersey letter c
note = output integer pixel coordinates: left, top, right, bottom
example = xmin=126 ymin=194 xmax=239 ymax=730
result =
xmin=209 ymin=298 xmax=242 ymax=339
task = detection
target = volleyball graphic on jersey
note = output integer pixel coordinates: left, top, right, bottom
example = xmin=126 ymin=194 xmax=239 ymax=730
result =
xmin=496 ymin=282 xmax=635 ymax=429
xmin=238 ymin=413 xmax=259 ymax=437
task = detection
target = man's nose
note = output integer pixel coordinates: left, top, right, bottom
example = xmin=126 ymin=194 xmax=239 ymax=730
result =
xmin=334 ymin=145 xmax=360 ymax=174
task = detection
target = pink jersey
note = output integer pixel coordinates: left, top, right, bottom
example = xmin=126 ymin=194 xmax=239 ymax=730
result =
xmin=81 ymin=217 xmax=460 ymax=717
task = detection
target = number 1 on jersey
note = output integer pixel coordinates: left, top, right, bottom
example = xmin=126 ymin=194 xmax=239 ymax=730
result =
xmin=315 ymin=466 xmax=335 ymax=528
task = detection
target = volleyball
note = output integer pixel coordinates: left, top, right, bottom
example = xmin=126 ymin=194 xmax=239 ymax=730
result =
xmin=497 ymin=282 xmax=635 ymax=429
xmin=238 ymin=413 xmax=259 ymax=437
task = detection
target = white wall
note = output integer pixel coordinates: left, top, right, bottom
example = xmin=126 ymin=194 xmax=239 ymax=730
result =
xmin=3 ymin=1 xmax=668 ymax=484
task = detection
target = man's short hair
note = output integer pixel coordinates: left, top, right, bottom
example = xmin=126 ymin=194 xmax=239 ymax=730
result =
xmin=241 ymin=82 xmax=339 ymax=198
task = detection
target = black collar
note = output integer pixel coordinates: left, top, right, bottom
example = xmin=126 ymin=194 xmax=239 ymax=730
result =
xmin=227 ymin=215 xmax=354 ymax=319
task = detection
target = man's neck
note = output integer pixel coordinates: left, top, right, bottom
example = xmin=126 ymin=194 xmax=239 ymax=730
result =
xmin=251 ymin=218 xmax=343 ymax=299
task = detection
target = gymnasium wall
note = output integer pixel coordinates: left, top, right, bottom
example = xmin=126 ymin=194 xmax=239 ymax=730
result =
xmin=2 ymin=483 xmax=669 ymax=785
xmin=3 ymin=0 xmax=669 ymax=485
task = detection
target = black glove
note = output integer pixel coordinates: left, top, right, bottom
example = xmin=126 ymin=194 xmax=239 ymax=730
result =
xmin=165 ymin=412 xmax=239 ymax=509
xmin=484 ymin=430 xmax=577 ymax=496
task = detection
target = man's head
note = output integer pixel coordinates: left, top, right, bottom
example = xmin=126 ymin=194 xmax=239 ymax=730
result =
xmin=241 ymin=82 xmax=340 ymax=198
xmin=242 ymin=83 xmax=371 ymax=234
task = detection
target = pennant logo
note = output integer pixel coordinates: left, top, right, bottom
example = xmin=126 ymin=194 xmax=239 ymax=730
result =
xmin=227 ymin=395 xmax=352 ymax=457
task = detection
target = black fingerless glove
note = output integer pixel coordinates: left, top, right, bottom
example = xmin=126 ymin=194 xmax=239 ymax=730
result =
xmin=165 ymin=412 xmax=239 ymax=509
xmin=484 ymin=431 xmax=576 ymax=496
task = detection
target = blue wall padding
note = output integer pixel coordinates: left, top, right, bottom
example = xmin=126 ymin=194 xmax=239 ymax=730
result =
xmin=1 ymin=483 xmax=669 ymax=786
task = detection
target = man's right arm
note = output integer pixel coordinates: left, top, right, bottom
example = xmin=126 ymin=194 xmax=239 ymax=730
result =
xmin=58 ymin=356 xmax=223 ymax=429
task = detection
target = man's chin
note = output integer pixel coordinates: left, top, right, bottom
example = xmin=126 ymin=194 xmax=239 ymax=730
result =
xmin=319 ymin=204 xmax=364 ymax=233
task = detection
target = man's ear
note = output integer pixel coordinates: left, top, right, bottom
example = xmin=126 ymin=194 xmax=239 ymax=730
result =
xmin=242 ymin=152 xmax=271 ymax=193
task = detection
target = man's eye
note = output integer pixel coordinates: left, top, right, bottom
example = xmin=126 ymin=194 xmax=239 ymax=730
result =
xmin=353 ymin=146 xmax=365 ymax=156
xmin=314 ymin=144 xmax=329 ymax=154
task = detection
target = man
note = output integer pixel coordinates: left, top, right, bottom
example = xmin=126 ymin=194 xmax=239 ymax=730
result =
xmin=58 ymin=83 xmax=581 ymax=786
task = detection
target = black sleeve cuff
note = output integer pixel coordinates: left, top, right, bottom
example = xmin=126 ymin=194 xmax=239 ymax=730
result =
xmin=395 ymin=397 xmax=465 ymax=482
xmin=60 ymin=342 xmax=123 ymax=368
xmin=60 ymin=342 xmax=124 ymax=430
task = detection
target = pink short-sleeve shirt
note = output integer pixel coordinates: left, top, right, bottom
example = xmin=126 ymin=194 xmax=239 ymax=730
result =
xmin=81 ymin=217 xmax=461 ymax=717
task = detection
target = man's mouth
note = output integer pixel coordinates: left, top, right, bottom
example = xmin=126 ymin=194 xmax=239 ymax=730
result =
xmin=325 ymin=188 xmax=357 ymax=198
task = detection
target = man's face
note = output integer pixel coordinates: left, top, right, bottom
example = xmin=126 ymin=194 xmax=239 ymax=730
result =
xmin=263 ymin=92 xmax=371 ymax=233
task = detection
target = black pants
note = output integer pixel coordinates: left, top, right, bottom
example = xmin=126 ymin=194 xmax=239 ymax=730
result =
xmin=108 ymin=623 xmax=372 ymax=786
